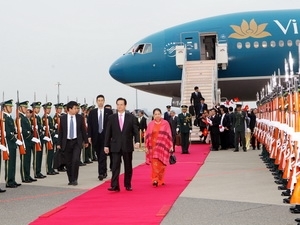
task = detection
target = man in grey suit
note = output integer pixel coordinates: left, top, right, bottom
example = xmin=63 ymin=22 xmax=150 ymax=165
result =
xmin=57 ymin=101 xmax=88 ymax=186
xmin=104 ymin=97 xmax=140 ymax=192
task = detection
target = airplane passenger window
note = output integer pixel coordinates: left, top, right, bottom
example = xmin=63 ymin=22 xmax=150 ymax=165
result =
xmin=254 ymin=41 xmax=259 ymax=48
xmin=279 ymin=40 xmax=284 ymax=47
xmin=287 ymin=40 xmax=293 ymax=47
xmin=245 ymin=42 xmax=251 ymax=49
xmin=236 ymin=42 xmax=242 ymax=49
xmin=262 ymin=41 xmax=267 ymax=48
xmin=270 ymin=41 xmax=276 ymax=48
xmin=296 ymin=40 xmax=300 ymax=46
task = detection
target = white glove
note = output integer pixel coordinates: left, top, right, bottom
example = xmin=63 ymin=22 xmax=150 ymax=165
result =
xmin=189 ymin=130 xmax=192 ymax=134
xmin=246 ymin=128 xmax=251 ymax=132
xmin=43 ymin=136 xmax=51 ymax=142
xmin=2 ymin=131 xmax=6 ymax=137
xmin=176 ymin=128 xmax=179 ymax=132
xmin=55 ymin=124 xmax=58 ymax=129
xmin=54 ymin=134 xmax=58 ymax=138
xmin=43 ymin=126 xmax=46 ymax=131
xmin=0 ymin=144 xmax=7 ymax=151
xmin=31 ymin=137 xmax=40 ymax=143
xmin=19 ymin=127 xmax=22 ymax=133
xmin=16 ymin=139 xmax=23 ymax=146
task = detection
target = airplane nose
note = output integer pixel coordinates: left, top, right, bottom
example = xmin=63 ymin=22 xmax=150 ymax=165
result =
xmin=109 ymin=59 xmax=124 ymax=82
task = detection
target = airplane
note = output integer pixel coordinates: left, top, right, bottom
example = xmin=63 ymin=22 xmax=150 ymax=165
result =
xmin=109 ymin=9 xmax=300 ymax=102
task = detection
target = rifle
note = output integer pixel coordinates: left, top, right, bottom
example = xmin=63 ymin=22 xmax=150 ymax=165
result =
xmin=43 ymin=113 xmax=53 ymax=150
xmin=32 ymin=110 xmax=42 ymax=151
xmin=15 ymin=91 xmax=26 ymax=155
xmin=0 ymin=103 xmax=9 ymax=160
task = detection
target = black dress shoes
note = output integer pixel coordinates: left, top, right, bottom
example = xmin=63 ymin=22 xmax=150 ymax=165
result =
xmin=79 ymin=162 xmax=86 ymax=166
xmin=58 ymin=168 xmax=66 ymax=172
xmin=233 ymin=150 xmax=239 ymax=152
xmin=6 ymin=184 xmax=17 ymax=188
xmin=98 ymin=175 xmax=104 ymax=181
xmin=54 ymin=171 xmax=59 ymax=174
xmin=295 ymin=218 xmax=300 ymax=222
xmin=35 ymin=174 xmax=46 ymax=179
xmin=14 ymin=182 xmax=21 ymax=187
xmin=0 ymin=188 xmax=6 ymax=193
xmin=68 ymin=181 xmax=78 ymax=186
xmin=47 ymin=171 xmax=56 ymax=175
xmin=125 ymin=187 xmax=132 ymax=191
xmin=29 ymin=177 xmax=37 ymax=182
xmin=108 ymin=186 xmax=120 ymax=192
xmin=22 ymin=180 xmax=32 ymax=183
xmin=153 ymin=181 xmax=158 ymax=187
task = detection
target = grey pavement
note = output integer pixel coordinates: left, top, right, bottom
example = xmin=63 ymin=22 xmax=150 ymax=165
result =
xmin=0 ymin=147 xmax=298 ymax=225
xmin=161 ymin=148 xmax=297 ymax=225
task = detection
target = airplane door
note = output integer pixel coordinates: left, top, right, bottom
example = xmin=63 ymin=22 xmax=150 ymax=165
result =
xmin=180 ymin=32 xmax=200 ymax=61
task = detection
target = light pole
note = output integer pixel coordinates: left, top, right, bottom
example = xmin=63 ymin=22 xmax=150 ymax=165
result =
xmin=56 ymin=82 xmax=61 ymax=103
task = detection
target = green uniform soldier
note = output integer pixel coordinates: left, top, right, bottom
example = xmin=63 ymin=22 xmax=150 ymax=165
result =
xmin=53 ymin=103 xmax=66 ymax=172
xmin=3 ymin=100 xmax=22 ymax=188
xmin=18 ymin=101 xmax=37 ymax=183
xmin=81 ymin=104 xmax=92 ymax=164
xmin=177 ymin=105 xmax=192 ymax=154
xmin=42 ymin=102 xmax=57 ymax=175
xmin=31 ymin=101 xmax=46 ymax=179
xmin=232 ymin=104 xmax=248 ymax=152
xmin=87 ymin=105 xmax=96 ymax=161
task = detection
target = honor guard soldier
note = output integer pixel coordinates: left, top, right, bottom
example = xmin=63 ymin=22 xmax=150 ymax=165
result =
xmin=176 ymin=105 xmax=192 ymax=154
xmin=81 ymin=104 xmax=92 ymax=164
xmin=53 ymin=103 xmax=66 ymax=172
xmin=42 ymin=102 xmax=58 ymax=175
xmin=87 ymin=105 xmax=97 ymax=162
xmin=18 ymin=101 xmax=37 ymax=183
xmin=164 ymin=105 xmax=172 ymax=121
xmin=3 ymin=100 xmax=22 ymax=188
xmin=232 ymin=104 xmax=248 ymax=152
xmin=62 ymin=104 xmax=68 ymax=114
xmin=31 ymin=102 xmax=46 ymax=179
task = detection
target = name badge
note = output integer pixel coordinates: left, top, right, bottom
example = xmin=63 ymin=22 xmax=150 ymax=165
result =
xmin=184 ymin=123 xmax=186 ymax=125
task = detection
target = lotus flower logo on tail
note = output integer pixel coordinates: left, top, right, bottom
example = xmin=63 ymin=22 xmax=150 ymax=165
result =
xmin=229 ymin=19 xmax=272 ymax=39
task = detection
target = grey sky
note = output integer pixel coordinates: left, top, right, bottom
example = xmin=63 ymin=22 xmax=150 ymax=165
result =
xmin=0 ymin=0 xmax=299 ymax=114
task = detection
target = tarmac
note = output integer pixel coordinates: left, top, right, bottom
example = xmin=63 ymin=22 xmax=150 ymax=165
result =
xmin=0 ymin=146 xmax=298 ymax=225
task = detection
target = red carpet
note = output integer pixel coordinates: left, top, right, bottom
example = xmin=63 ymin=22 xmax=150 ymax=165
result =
xmin=30 ymin=144 xmax=210 ymax=225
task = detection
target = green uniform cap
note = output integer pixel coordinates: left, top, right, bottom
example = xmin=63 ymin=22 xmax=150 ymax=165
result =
xmin=42 ymin=102 xmax=52 ymax=109
xmin=3 ymin=99 xmax=13 ymax=106
xmin=181 ymin=105 xmax=188 ymax=109
xmin=80 ymin=103 xmax=88 ymax=109
xmin=166 ymin=105 xmax=171 ymax=108
xmin=87 ymin=105 xmax=95 ymax=111
xmin=54 ymin=103 xmax=64 ymax=109
xmin=30 ymin=101 xmax=41 ymax=108
xmin=18 ymin=101 xmax=29 ymax=108
xmin=63 ymin=104 xmax=67 ymax=108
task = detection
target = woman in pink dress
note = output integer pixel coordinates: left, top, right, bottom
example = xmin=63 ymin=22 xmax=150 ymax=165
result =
xmin=145 ymin=108 xmax=173 ymax=187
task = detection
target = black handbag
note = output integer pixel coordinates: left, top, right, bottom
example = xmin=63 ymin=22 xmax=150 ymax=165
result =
xmin=169 ymin=153 xmax=176 ymax=165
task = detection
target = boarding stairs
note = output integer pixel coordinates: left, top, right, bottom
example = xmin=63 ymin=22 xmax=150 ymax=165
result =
xmin=180 ymin=60 xmax=218 ymax=142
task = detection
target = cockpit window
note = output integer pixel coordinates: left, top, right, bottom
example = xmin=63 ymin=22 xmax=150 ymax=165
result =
xmin=125 ymin=43 xmax=152 ymax=54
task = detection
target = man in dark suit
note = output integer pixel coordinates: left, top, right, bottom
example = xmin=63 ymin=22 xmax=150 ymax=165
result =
xmin=137 ymin=110 xmax=147 ymax=144
xmin=57 ymin=101 xmax=88 ymax=186
xmin=87 ymin=95 xmax=113 ymax=181
xmin=177 ymin=105 xmax=192 ymax=154
xmin=163 ymin=105 xmax=171 ymax=121
xmin=190 ymin=86 xmax=203 ymax=118
xmin=219 ymin=106 xmax=230 ymax=150
xmin=104 ymin=97 xmax=140 ymax=192
xmin=208 ymin=108 xmax=220 ymax=151
xmin=168 ymin=110 xmax=178 ymax=151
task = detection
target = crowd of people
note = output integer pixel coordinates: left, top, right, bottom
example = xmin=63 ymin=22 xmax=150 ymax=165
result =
xmin=0 ymin=88 xmax=261 ymax=194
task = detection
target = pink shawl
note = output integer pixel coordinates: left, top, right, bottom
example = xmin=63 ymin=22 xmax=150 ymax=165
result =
xmin=145 ymin=119 xmax=173 ymax=165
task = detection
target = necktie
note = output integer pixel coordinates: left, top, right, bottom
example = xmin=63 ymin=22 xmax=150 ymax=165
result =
xmin=70 ymin=116 xmax=74 ymax=139
xmin=98 ymin=110 xmax=103 ymax=133
xmin=119 ymin=114 xmax=123 ymax=131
